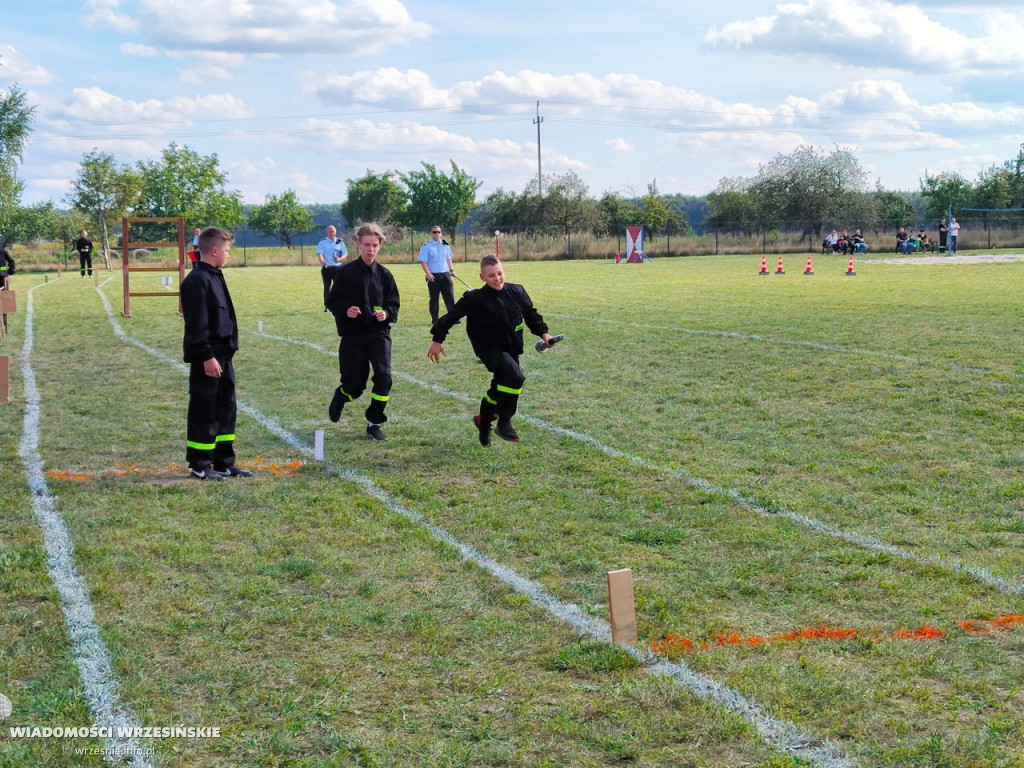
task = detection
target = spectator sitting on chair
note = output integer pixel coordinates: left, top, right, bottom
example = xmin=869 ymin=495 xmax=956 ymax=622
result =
xmin=837 ymin=228 xmax=851 ymax=254
xmin=896 ymin=227 xmax=911 ymax=254
xmin=918 ymin=230 xmax=933 ymax=252
xmin=908 ymin=231 xmax=922 ymax=252
xmin=823 ymin=230 xmax=839 ymax=253
xmin=851 ymin=229 xmax=867 ymax=253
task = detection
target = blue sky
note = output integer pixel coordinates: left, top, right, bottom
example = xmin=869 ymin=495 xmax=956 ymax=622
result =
xmin=5 ymin=0 xmax=1024 ymax=208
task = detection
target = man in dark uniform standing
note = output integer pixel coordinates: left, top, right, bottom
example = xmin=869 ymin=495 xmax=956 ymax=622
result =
xmin=326 ymin=222 xmax=400 ymax=441
xmin=73 ymin=229 xmax=94 ymax=277
xmin=180 ymin=226 xmax=253 ymax=481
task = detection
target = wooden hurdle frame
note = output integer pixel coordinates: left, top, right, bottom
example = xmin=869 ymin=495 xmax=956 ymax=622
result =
xmin=121 ymin=216 xmax=187 ymax=318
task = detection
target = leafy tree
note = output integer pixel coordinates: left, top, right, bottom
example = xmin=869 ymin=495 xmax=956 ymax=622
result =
xmin=398 ymin=161 xmax=481 ymax=240
xmin=1000 ymin=144 xmax=1024 ymax=207
xmin=341 ymin=170 xmax=406 ymax=226
xmin=919 ymin=171 xmax=972 ymax=221
xmin=751 ymin=145 xmax=868 ymax=239
xmin=971 ymin=166 xmax=1011 ymax=211
xmin=476 ymin=185 xmax=544 ymax=235
xmin=0 ymin=84 xmax=35 ymax=238
xmin=248 ymin=189 xmax=314 ymax=248
xmin=66 ymin=149 xmax=142 ymax=268
xmin=596 ymin=191 xmax=642 ymax=239
xmin=871 ymin=185 xmax=915 ymax=233
xmin=136 ymin=142 xmax=245 ymax=235
xmin=9 ymin=201 xmax=59 ymax=243
xmin=706 ymin=176 xmax=763 ymax=235
xmin=639 ymin=180 xmax=687 ymax=240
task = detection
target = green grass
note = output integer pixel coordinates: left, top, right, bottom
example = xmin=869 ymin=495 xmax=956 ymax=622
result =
xmin=3 ymin=253 xmax=1024 ymax=766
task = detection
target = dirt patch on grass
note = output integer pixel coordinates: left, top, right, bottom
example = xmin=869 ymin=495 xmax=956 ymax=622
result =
xmin=863 ymin=253 xmax=1024 ymax=266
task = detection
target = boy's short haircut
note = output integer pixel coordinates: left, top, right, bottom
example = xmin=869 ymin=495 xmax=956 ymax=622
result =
xmin=198 ymin=226 xmax=233 ymax=258
xmin=355 ymin=222 xmax=386 ymax=243
xmin=479 ymin=254 xmax=500 ymax=270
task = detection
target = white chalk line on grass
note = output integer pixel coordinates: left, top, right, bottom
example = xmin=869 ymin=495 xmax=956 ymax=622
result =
xmin=549 ymin=313 xmax=1013 ymax=379
xmin=258 ymin=328 xmax=1024 ymax=599
xmin=94 ymin=291 xmax=855 ymax=767
xmin=19 ymin=283 xmax=150 ymax=767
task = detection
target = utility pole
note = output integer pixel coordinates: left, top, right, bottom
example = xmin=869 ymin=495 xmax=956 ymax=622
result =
xmin=533 ymin=100 xmax=544 ymax=197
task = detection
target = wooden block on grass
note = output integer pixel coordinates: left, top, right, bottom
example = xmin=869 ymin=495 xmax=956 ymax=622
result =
xmin=606 ymin=568 xmax=637 ymax=647
xmin=0 ymin=291 xmax=16 ymax=314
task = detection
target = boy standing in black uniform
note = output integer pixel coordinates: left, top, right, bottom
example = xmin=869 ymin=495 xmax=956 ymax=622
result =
xmin=428 ymin=255 xmax=553 ymax=445
xmin=326 ymin=222 xmax=400 ymax=441
xmin=180 ymin=226 xmax=252 ymax=481
xmin=73 ymin=229 xmax=94 ymax=277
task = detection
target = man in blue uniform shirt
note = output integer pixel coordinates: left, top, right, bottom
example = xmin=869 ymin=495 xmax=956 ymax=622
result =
xmin=316 ymin=225 xmax=347 ymax=311
xmin=417 ymin=225 xmax=456 ymax=324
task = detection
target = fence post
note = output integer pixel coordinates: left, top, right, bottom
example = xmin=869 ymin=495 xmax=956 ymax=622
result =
xmin=516 ymin=230 xmax=520 ymax=261
xmin=715 ymin=229 xmax=719 ymax=255
xmin=763 ymin=229 xmax=767 ymax=254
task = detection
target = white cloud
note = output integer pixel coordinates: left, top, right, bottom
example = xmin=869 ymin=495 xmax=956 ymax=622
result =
xmin=702 ymin=0 xmax=1024 ymax=75
xmin=0 ymin=45 xmax=55 ymax=86
xmin=54 ymin=87 xmax=253 ymax=130
xmin=84 ymin=0 xmax=139 ymax=33
xmin=605 ymin=138 xmax=634 ymax=152
xmin=313 ymin=68 xmax=459 ymax=109
xmin=120 ymin=42 xmax=160 ymax=57
xmin=137 ymin=0 xmax=431 ymax=55
xmin=180 ymin=66 xmax=235 ymax=85
xmin=259 ymin=117 xmax=586 ymax=186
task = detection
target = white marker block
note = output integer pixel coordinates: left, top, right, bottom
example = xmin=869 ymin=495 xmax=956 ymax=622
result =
xmin=607 ymin=568 xmax=637 ymax=647
xmin=314 ymin=429 xmax=325 ymax=461
xmin=258 ymin=321 xmax=264 ymax=333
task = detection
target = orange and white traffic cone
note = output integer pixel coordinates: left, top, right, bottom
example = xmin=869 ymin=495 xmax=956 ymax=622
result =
xmin=775 ymin=255 xmax=785 ymax=274
xmin=845 ymin=254 xmax=856 ymax=276
xmin=803 ymin=255 xmax=814 ymax=275
xmin=758 ymin=255 xmax=770 ymax=276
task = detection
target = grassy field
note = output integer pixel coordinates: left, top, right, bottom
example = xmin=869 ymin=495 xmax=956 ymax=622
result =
xmin=3 ymin=252 xmax=1024 ymax=767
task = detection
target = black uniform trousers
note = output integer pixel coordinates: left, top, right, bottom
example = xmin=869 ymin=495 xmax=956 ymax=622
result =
xmin=321 ymin=266 xmax=338 ymax=309
xmin=478 ymin=350 xmax=526 ymax=426
xmin=337 ymin=330 xmax=392 ymax=424
xmin=79 ymin=253 xmax=93 ymax=277
xmin=426 ymin=273 xmax=455 ymax=324
xmin=186 ymin=355 xmax=237 ymax=470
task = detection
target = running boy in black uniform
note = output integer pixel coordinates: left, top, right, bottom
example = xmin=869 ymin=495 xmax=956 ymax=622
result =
xmin=428 ymin=255 xmax=553 ymax=445
xmin=326 ymin=222 xmax=400 ymax=441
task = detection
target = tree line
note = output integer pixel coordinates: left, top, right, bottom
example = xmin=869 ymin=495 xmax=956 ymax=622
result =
xmin=6 ymin=78 xmax=1024 ymax=256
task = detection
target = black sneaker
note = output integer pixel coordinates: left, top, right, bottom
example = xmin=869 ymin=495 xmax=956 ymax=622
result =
xmin=494 ymin=420 xmax=520 ymax=443
xmin=190 ymin=468 xmax=225 ymax=482
xmin=366 ymin=424 xmax=387 ymax=441
xmin=217 ymin=466 xmax=253 ymax=478
xmin=328 ymin=386 xmax=346 ymax=422
xmin=473 ymin=414 xmax=491 ymax=446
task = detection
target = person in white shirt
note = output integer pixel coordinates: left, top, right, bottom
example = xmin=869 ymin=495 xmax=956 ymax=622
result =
xmin=949 ymin=217 xmax=960 ymax=253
